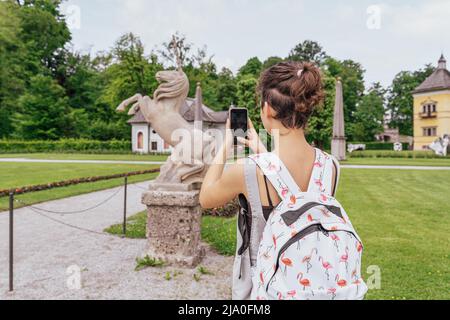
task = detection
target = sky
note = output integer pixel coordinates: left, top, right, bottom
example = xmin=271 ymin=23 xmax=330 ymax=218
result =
xmin=63 ymin=0 xmax=450 ymax=88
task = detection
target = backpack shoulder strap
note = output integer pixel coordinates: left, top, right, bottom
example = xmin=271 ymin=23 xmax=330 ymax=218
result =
xmin=244 ymin=158 xmax=263 ymax=217
xmin=329 ymin=155 xmax=341 ymax=197
xmin=248 ymin=153 xmax=299 ymax=201
xmin=309 ymin=149 xmax=341 ymax=196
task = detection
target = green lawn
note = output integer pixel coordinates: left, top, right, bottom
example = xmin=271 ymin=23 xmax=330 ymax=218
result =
xmin=0 ymin=162 xmax=159 ymax=210
xmin=106 ymin=169 xmax=450 ymax=300
xmin=1 ymin=152 xmax=449 ymax=167
xmin=345 ymin=157 xmax=450 ymax=167
xmin=0 ymin=153 xmax=168 ymax=162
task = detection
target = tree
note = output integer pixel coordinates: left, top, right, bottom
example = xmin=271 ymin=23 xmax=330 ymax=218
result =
xmin=96 ymin=33 xmax=164 ymax=140
xmin=306 ymin=71 xmax=335 ymax=149
xmin=157 ymin=32 xmax=193 ymax=68
xmin=237 ymin=57 xmax=263 ymax=79
xmin=288 ymin=40 xmax=327 ymax=64
xmin=351 ymin=83 xmax=386 ymax=141
xmin=0 ymin=1 xmax=26 ymax=137
xmin=386 ymin=65 xmax=434 ymax=136
xmin=215 ymin=68 xmax=237 ymax=111
xmin=262 ymin=56 xmax=284 ymax=71
xmin=15 ymin=75 xmax=71 ymax=140
xmin=16 ymin=0 xmax=71 ymax=76
xmin=237 ymin=76 xmax=260 ymax=129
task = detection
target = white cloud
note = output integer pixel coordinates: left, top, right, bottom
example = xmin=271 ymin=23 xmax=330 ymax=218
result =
xmin=384 ymin=0 xmax=450 ymax=37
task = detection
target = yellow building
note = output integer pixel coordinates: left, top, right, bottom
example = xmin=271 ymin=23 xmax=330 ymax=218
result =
xmin=413 ymin=55 xmax=450 ymax=150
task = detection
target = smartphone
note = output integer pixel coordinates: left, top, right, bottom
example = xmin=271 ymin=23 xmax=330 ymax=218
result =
xmin=229 ymin=108 xmax=248 ymax=145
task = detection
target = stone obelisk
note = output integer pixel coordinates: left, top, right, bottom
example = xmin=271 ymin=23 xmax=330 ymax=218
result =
xmin=194 ymin=82 xmax=203 ymax=132
xmin=331 ymin=78 xmax=346 ymax=161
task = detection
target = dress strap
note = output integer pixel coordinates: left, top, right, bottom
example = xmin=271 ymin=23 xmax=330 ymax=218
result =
xmin=263 ymin=175 xmax=274 ymax=208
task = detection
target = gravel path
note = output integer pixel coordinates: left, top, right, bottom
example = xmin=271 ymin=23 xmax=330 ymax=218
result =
xmin=1 ymin=158 xmax=449 ymax=170
xmin=0 ymin=182 xmax=233 ymax=300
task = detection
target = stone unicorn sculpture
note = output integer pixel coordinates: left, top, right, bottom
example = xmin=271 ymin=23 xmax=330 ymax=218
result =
xmin=116 ymin=70 xmax=219 ymax=186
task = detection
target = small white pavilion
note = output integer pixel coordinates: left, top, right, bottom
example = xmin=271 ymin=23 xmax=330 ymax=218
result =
xmin=127 ymin=84 xmax=228 ymax=154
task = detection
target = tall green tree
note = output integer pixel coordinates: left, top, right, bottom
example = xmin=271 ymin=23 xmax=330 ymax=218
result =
xmin=288 ymin=40 xmax=327 ymax=64
xmin=262 ymin=56 xmax=284 ymax=71
xmin=387 ymin=65 xmax=434 ymax=136
xmin=15 ymin=75 xmax=71 ymax=140
xmin=215 ymin=67 xmax=237 ymax=111
xmin=237 ymin=57 xmax=263 ymax=79
xmin=306 ymin=71 xmax=335 ymax=149
xmin=0 ymin=1 xmax=26 ymax=137
xmin=16 ymin=0 xmax=71 ymax=76
xmin=236 ymin=75 xmax=262 ymax=134
xmin=351 ymin=83 xmax=386 ymax=141
xmin=96 ymin=33 xmax=163 ymax=139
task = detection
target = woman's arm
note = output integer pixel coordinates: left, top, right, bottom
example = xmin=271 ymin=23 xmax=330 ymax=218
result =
xmin=199 ymin=120 xmax=244 ymax=208
xmin=199 ymin=117 xmax=266 ymax=209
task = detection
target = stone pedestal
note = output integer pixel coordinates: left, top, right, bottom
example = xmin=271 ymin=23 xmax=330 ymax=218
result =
xmin=332 ymin=137 xmax=346 ymax=161
xmin=141 ymin=182 xmax=205 ymax=267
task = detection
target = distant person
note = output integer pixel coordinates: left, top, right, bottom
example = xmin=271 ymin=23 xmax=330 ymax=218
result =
xmin=200 ymin=62 xmax=363 ymax=300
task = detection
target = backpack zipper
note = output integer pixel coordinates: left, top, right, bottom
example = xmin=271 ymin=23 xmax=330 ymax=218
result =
xmin=265 ymin=224 xmax=359 ymax=292
xmin=265 ymin=224 xmax=326 ymax=291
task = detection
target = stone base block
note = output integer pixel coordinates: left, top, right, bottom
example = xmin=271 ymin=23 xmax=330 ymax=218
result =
xmin=142 ymin=183 xmax=205 ymax=267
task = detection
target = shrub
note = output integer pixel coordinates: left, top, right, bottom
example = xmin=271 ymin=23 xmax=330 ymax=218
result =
xmin=347 ymin=150 xmax=448 ymax=159
xmin=350 ymin=142 xmax=410 ymax=151
xmin=202 ymin=199 xmax=239 ymax=217
xmin=0 ymin=139 xmax=131 ymax=154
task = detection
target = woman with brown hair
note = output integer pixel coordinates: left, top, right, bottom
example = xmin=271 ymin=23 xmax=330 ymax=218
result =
xmin=200 ymin=61 xmax=339 ymax=300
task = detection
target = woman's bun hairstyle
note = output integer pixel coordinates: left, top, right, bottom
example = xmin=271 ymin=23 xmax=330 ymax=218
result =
xmin=258 ymin=61 xmax=324 ymax=129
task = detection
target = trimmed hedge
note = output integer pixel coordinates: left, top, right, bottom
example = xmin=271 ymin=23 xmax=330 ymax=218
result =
xmin=347 ymin=150 xmax=449 ymax=159
xmin=350 ymin=142 xmax=410 ymax=151
xmin=0 ymin=139 xmax=132 ymax=154
xmin=202 ymin=199 xmax=239 ymax=217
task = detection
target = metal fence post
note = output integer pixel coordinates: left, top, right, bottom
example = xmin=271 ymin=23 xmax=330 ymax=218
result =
xmin=9 ymin=192 xmax=14 ymax=292
xmin=123 ymin=176 xmax=128 ymax=235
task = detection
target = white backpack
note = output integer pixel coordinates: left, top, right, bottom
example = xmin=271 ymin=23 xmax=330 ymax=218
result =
xmin=249 ymin=150 xmax=368 ymax=300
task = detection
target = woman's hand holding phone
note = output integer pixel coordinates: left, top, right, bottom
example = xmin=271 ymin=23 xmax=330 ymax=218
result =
xmin=237 ymin=118 xmax=267 ymax=154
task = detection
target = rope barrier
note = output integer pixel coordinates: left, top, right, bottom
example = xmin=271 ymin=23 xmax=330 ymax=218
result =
xmin=26 ymin=205 xmax=117 ymax=238
xmin=130 ymin=184 xmax=149 ymax=191
xmin=15 ymin=186 xmax=124 ymax=215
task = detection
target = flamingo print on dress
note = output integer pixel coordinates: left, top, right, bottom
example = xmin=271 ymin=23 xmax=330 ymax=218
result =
xmin=356 ymin=241 xmax=363 ymax=253
xmin=281 ymin=253 xmax=293 ymax=276
xmin=319 ymin=193 xmax=329 ymax=203
xmin=302 ymin=248 xmax=318 ymax=273
xmin=314 ymin=179 xmax=324 ymax=191
xmin=278 ymin=182 xmax=290 ymax=199
xmin=330 ymin=233 xmax=340 ymax=252
xmin=335 ymin=274 xmax=347 ymax=288
xmin=286 ymin=290 xmax=297 ymax=299
xmin=267 ymin=162 xmax=281 ymax=172
xmin=261 ymin=247 xmax=272 ymax=260
xmin=340 ymin=246 xmax=350 ymax=272
xmin=327 ymin=288 xmax=337 ymax=300
xmin=307 ymin=214 xmax=320 ymax=223
xmin=297 ymin=272 xmax=311 ymax=291
xmin=319 ymin=207 xmax=331 ymax=217
xmin=313 ymin=161 xmax=323 ymax=168
xmin=318 ymin=256 xmax=333 ymax=280
xmin=287 ymin=195 xmax=297 ymax=208
xmin=271 ymin=232 xmax=285 ymax=250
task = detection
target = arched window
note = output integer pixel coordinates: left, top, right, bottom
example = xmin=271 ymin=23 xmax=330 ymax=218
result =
xmin=137 ymin=132 xmax=144 ymax=150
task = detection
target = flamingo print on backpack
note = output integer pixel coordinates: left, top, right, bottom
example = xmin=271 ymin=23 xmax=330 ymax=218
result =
xmin=249 ymin=150 xmax=368 ymax=300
